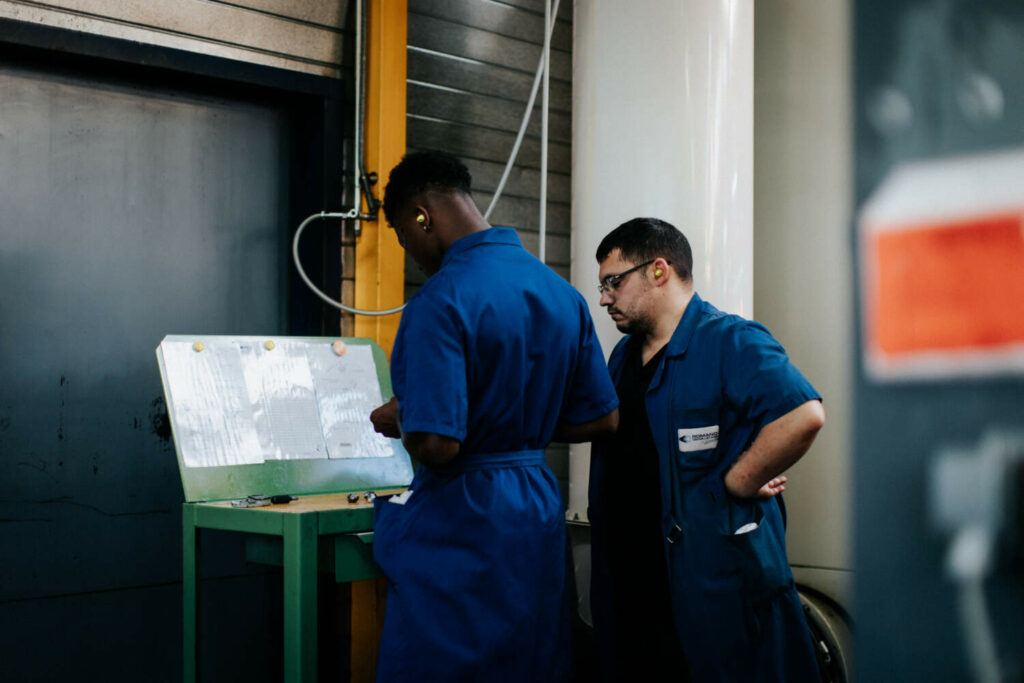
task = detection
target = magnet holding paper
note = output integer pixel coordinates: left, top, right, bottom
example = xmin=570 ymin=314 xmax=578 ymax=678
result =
xmin=192 ymin=341 xmax=205 ymax=352
xmin=332 ymin=340 xmax=347 ymax=356
xmin=265 ymin=340 xmax=276 ymax=351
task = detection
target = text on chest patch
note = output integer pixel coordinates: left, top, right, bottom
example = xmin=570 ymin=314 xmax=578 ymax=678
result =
xmin=678 ymin=426 xmax=719 ymax=452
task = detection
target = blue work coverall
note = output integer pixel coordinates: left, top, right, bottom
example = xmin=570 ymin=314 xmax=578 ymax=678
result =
xmin=590 ymin=294 xmax=822 ymax=682
xmin=373 ymin=227 xmax=618 ymax=682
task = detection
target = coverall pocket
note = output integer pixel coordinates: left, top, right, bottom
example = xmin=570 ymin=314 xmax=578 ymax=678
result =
xmin=372 ymin=490 xmax=429 ymax=581
xmin=725 ymin=496 xmax=765 ymax=536
xmin=722 ymin=500 xmax=792 ymax=598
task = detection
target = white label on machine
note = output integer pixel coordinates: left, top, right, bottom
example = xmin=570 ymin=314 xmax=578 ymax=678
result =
xmin=859 ymin=147 xmax=1024 ymax=381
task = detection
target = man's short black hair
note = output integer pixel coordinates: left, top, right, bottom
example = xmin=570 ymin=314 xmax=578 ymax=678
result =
xmin=596 ymin=217 xmax=693 ymax=282
xmin=382 ymin=150 xmax=473 ymax=225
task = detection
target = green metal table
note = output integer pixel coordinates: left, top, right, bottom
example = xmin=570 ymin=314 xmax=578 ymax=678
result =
xmin=183 ymin=491 xmax=402 ymax=683
xmin=157 ymin=336 xmax=413 ymax=683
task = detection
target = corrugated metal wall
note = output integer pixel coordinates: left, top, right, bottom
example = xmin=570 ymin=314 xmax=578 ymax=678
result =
xmin=403 ymin=0 xmax=575 ymax=498
xmin=404 ymin=0 xmax=572 ymax=295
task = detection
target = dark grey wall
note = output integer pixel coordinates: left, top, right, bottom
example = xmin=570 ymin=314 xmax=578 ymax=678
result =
xmin=0 ymin=55 xmax=321 ymax=681
xmin=853 ymin=2 xmax=1024 ymax=680
xmin=404 ymin=0 xmax=575 ymax=500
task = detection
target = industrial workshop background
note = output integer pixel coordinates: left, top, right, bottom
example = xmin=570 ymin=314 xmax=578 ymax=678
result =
xmin=0 ymin=1 xmax=574 ymax=680
xmin=3 ymin=1 xmax=1024 ymax=682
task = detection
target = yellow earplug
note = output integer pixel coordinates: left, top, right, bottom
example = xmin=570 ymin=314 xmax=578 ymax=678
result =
xmin=416 ymin=214 xmax=426 ymax=223
xmin=654 ymin=268 xmax=664 ymax=277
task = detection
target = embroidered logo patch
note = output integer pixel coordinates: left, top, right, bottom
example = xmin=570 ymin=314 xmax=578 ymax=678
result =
xmin=678 ymin=426 xmax=719 ymax=452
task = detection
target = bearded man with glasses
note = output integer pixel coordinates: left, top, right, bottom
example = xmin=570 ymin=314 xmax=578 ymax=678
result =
xmin=589 ymin=217 xmax=826 ymax=682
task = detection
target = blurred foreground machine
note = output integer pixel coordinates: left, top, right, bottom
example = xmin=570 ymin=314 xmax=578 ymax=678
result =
xmin=156 ymin=335 xmax=412 ymax=683
xmin=854 ymin=2 xmax=1024 ymax=680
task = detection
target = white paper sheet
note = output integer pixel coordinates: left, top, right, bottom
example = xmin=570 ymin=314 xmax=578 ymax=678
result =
xmin=160 ymin=338 xmax=393 ymax=468
xmin=161 ymin=341 xmax=263 ymax=467
xmin=239 ymin=341 xmax=327 ymax=461
xmin=307 ymin=344 xmax=392 ymax=459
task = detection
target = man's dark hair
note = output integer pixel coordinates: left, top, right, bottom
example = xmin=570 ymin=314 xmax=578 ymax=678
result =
xmin=596 ymin=217 xmax=693 ymax=282
xmin=382 ymin=150 xmax=473 ymax=225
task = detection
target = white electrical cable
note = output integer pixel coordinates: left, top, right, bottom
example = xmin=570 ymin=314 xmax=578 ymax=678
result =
xmin=351 ymin=0 xmax=364 ymax=226
xmin=295 ymin=0 xmax=560 ymax=316
xmin=538 ymin=0 xmax=551 ymax=264
xmin=948 ymin=526 xmax=1002 ymax=683
xmin=484 ymin=0 xmax=561 ymax=224
xmin=292 ymin=211 xmax=406 ymax=317
xmin=957 ymin=579 xmax=1002 ymax=683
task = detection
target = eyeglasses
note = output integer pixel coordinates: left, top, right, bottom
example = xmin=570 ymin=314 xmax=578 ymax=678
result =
xmin=598 ymin=260 xmax=655 ymax=294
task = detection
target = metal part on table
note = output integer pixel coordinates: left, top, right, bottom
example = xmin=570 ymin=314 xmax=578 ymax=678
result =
xmin=232 ymin=495 xmax=272 ymax=508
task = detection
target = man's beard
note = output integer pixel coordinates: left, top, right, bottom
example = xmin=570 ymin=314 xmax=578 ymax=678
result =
xmin=610 ymin=307 xmax=654 ymax=338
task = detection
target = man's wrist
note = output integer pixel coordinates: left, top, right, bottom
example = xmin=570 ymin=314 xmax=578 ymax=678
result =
xmin=723 ymin=468 xmax=753 ymax=498
xmin=723 ymin=469 xmax=739 ymax=497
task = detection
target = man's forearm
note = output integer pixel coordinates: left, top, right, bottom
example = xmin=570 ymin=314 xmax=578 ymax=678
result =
xmin=371 ymin=398 xmax=461 ymax=466
xmin=552 ymin=408 xmax=619 ymax=443
xmin=403 ymin=432 xmax=461 ymax=467
xmin=723 ymin=400 xmax=824 ymax=498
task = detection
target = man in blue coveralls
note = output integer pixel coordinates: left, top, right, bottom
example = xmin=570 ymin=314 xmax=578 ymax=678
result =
xmin=368 ymin=150 xmax=620 ymax=682
xmin=589 ymin=217 xmax=825 ymax=682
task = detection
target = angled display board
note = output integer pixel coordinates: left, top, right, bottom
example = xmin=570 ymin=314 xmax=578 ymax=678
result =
xmin=157 ymin=335 xmax=413 ymax=502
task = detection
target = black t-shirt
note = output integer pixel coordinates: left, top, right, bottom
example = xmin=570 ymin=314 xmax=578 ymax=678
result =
xmin=605 ymin=337 xmax=666 ymax=568
xmin=603 ymin=337 xmax=688 ymax=676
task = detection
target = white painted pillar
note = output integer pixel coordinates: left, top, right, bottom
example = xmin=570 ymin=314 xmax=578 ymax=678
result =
xmin=568 ymin=0 xmax=754 ymax=522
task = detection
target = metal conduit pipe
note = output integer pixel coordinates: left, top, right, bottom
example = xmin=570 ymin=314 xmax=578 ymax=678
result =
xmin=291 ymin=0 xmax=395 ymax=317
xmin=351 ymin=0 xmax=365 ymax=231
xmin=539 ymin=0 xmax=551 ymax=264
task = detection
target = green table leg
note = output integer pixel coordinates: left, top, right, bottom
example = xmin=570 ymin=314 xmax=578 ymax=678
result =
xmin=183 ymin=506 xmax=198 ymax=683
xmin=283 ymin=514 xmax=318 ymax=682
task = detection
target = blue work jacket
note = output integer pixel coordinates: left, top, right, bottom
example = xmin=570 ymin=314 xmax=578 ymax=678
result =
xmin=374 ymin=227 xmax=618 ymax=683
xmin=590 ymin=294 xmax=822 ymax=682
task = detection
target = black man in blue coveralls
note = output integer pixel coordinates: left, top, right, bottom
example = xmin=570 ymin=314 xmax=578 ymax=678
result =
xmin=369 ymin=151 xmax=619 ymax=682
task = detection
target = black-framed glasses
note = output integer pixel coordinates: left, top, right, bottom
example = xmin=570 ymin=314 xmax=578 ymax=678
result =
xmin=598 ymin=260 xmax=655 ymax=294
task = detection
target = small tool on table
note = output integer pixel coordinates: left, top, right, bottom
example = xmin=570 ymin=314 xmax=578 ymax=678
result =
xmin=346 ymin=491 xmax=378 ymax=504
xmin=230 ymin=494 xmax=297 ymax=508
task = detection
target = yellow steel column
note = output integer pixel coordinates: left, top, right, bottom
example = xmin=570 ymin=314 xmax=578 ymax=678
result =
xmin=351 ymin=1 xmax=405 ymax=681
xmin=354 ymin=0 xmax=406 ymax=353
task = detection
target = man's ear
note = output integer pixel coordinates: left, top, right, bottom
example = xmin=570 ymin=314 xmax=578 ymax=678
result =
xmin=414 ymin=204 xmax=430 ymax=231
xmin=652 ymin=256 xmax=671 ymax=281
